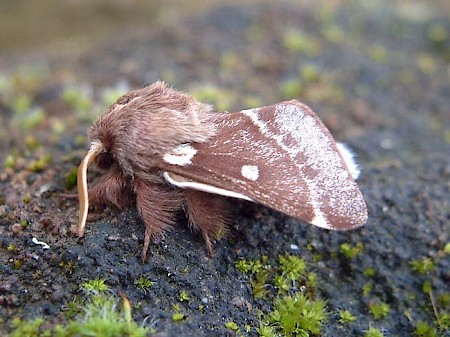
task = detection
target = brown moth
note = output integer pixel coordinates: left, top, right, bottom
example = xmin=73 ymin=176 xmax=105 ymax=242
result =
xmin=77 ymin=81 xmax=368 ymax=260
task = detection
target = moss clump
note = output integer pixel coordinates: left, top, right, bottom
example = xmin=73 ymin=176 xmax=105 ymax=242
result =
xmin=259 ymin=292 xmax=327 ymax=337
xmin=179 ymin=290 xmax=190 ymax=302
xmin=340 ymin=242 xmax=363 ymax=259
xmin=237 ymin=255 xmax=330 ymax=336
xmin=65 ymin=167 xmax=78 ymax=189
xmin=410 ymin=257 xmax=436 ymax=275
xmin=8 ymin=317 xmax=45 ymax=337
xmin=444 ymin=243 xmax=450 ymax=255
xmin=224 ymin=321 xmax=239 ymax=331
xmin=236 ymin=256 xmax=270 ymax=298
xmin=369 ymin=301 xmax=390 ymax=320
xmin=27 ymin=154 xmax=52 ymax=172
xmin=414 ymin=321 xmax=437 ymax=337
xmin=62 ymin=87 xmax=93 ymax=115
xmin=364 ymin=327 xmax=384 ymax=337
xmin=282 ymin=29 xmax=321 ymax=56
xmin=279 ymin=255 xmax=306 ymax=281
xmin=363 ymin=267 xmax=377 ymax=278
xmin=172 ymin=313 xmax=185 ymax=322
xmin=8 ymin=290 xmax=153 ymax=337
xmin=80 ymin=278 xmax=109 ymax=293
xmin=4 ymin=154 xmax=16 ymax=168
xmin=338 ymin=309 xmax=357 ymax=324
xmin=135 ymin=275 xmax=153 ymax=292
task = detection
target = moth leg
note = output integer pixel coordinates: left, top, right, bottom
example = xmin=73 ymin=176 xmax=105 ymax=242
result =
xmin=89 ymin=169 xmax=134 ymax=209
xmin=183 ymin=189 xmax=229 ymax=256
xmin=135 ymin=178 xmax=183 ymax=261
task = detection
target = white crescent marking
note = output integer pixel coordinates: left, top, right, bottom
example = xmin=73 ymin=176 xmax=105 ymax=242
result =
xmin=163 ymin=172 xmax=254 ymax=202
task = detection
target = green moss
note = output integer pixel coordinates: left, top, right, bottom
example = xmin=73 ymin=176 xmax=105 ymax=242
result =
xmin=22 ymin=194 xmax=32 ymax=204
xmin=422 ymin=280 xmax=432 ymax=294
xmin=65 ymin=167 xmax=78 ymax=190
xmin=101 ymin=86 xmax=129 ymax=107
xmin=363 ymin=267 xmax=376 ymax=278
xmin=235 ymin=256 xmax=267 ymax=274
xmin=4 ymin=154 xmax=16 ymax=168
xmin=179 ymin=290 xmax=190 ymax=302
xmin=260 ymin=292 xmax=327 ymax=337
xmin=62 ymin=87 xmax=93 ymax=114
xmin=428 ymin=23 xmax=448 ymax=46
xmin=307 ymin=272 xmax=318 ymax=289
xmin=172 ymin=313 xmax=185 ymax=322
xmin=27 ymin=154 xmax=52 ymax=172
xmin=340 ymin=242 xmax=363 ymax=259
xmin=274 ymin=274 xmax=291 ymax=294
xmin=80 ymin=278 xmax=109 ymax=293
xmin=11 ymin=107 xmax=46 ymax=130
xmin=256 ymin=324 xmax=276 ymax=337
xmin=237 ymin=254 xmax=327 ymax=335
xmin=9 ymin=317 xmax=45 ymax=337
xmin=8 ymin=291 xmax=151 ymax=336
xmin=364 ymin=327 xmax=384 ymax=337
xmin=414 ymin=321 xmax=436 ymax=337
xmin=10 ymin=93 xmax=32 ymax=114
xmin=224 ymin=321 xmax=239 ymax=331
xmin=189 ymin=84 xmax=235 ymax=111
xmin=7 ymin=243 xmax=16 ymax=251
xmin=60 ymin=293 xmax=150 ymax=336
xmin=410 ymin=257 xmax=436 ymax=275
xmin=338 ymin=309 xmax=357 ymax=324
xmin=437 ymin=292 xmax=450 ymax=308
xmin=299 ymin=64 xmax=320 ymax=84
xmin=250 ymin=269 xmax=269 ymax=299
xmin=13 ymin=259 xmax=22 ymax=270
xmin=369 ymin=301 xmax=390 ymax=320
xmin=321 ymin=24 xmax=345 ymax=43
xmin=25 ymin=135 xmax=40 ymax=151
xmin=282 ymin=29 xmax=320 ymax=56
xmin=443 ymin=243 xmax=450 ymax=255
xmin=437 ymin=311 xmax=450 ymax=329
xmin=135 ymin=275 xmax=153 ymax=292
xmin=279 ymin=255 xmax=306 ymax=281
xmin=281 ymin=79 xmax=304 ymax=99
xmin=368 ymin=44 xmax=388 ymax=63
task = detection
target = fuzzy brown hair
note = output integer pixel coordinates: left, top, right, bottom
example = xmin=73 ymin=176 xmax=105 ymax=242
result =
xmin=78 ymin=81 xmax=227 ymax=260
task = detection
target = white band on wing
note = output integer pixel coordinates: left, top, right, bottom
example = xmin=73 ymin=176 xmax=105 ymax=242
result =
xmin=163 ymin=172 xmax=254 ymax=202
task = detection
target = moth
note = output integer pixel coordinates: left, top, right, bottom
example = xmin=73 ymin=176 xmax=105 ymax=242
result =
xmin=77 ymin=81 xmax=368 ymax=260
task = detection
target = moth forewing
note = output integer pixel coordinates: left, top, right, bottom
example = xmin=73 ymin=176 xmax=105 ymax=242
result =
xmin=160 ymin=100 xmax=368 ymax=231
xmin=77 ymin=140 xmax=103 ymax=237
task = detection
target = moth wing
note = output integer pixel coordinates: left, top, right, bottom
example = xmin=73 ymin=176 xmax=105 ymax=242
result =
xmin=159 ymin=100 xmax=368 ymax=230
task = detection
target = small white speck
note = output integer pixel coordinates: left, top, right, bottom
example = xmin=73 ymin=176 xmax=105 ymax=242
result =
xmin=163 ymin=144 xmax=197 ymax=166
xmin=290 ymin=244 xmax=299 ymax=251
xmin=241 ymin=165 xmax=259 ymax=181
xmin=32 ymin=237 xmax=50 ymax=250
xmin=201 ymin=297 xmax=209 ymax=304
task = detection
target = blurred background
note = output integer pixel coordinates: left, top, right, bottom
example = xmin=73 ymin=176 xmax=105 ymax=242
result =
xmin=0 ymin=1 xmax=449 ymax=336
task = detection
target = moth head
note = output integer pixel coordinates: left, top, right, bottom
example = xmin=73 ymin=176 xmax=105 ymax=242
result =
xmin=77 ymin=81 xmax=217 ymax=237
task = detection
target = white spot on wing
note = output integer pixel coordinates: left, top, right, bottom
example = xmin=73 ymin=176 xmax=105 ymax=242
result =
xmin=163 ymin=172 xmax=255 ymax=202
xmin=336 ymin=143 xmax=361 ymax=180
xmin=163 ymin=144 xmax=197 ymax=166
xmin=241 ymin=165 xmax=259 ymax=181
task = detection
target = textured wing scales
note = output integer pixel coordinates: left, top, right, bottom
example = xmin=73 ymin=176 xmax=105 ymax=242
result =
xmin=159 ymin=100 xmax=368 ymax=230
